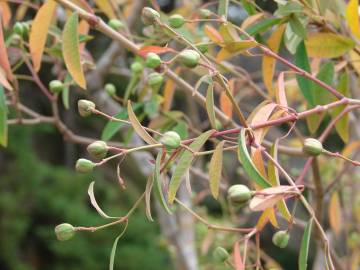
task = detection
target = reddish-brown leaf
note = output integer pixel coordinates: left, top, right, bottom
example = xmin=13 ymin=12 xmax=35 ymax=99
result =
xmin=0 ymin=17 xmax=12 ymax=83
xmin=204 ymin=25 xmax=224 ymax=45
xmin=138 ymin=46 xmax=175 ymax=57
xmin=233 ymin=241 xmax=244 ymax=270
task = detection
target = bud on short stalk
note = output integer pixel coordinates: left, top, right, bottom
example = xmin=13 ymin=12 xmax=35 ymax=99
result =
xmin=13 ymin=22 xmax=24 ymax=36
xmin=148 ymin=72 xmax=164 ymax=88
xmin=160 ymin=131 xmax=181 ymax=149
xmin=303 ymin=138 xmax=323 ymax=156
xmin=49 ymin=80 xmax=64 ymax=94
xmin=141 ymin=7 xmax=160 ymax=25
xmin=213 ymin=246 xmax=229 ymax=262
xmin=131 ymin=62 xmax=144 ymax=74
xmin=55 ymin=223 xmax=76 ymax=241
xmin=145 ymin=52 xmax=162 ymax=68
xmin=227 ymin=184 xmax=252 ymax=205
xmin=105 ymin=83 xmax=116 ymax=96
xmin=178 ymin=49 xmax=200 ymax=68
xmin=75 ymin=158 xmax=95 ymax=173
xmin=78 ymin=99 xmax=95 ymax=117
xmin=272 ymin=230 xmax=290 ymax=248
xmin=87 ymin=141 xmax=108 ymax=159
xmin=169 ymin=14 xmax=185 ymax=28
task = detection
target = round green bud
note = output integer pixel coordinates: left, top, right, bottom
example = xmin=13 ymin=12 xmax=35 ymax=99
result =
xmin=145 ymin=52 xmax=162 ymax=68
xmin=141 ymin=7 xmax=160 ymax=25
xmin=160 ymin=131 xmax=181 ymax=149
xmin=199 ymin=9 xmax=211 ymax=18
xmin=213 ymin=246 xmax=229 ymax=262
xmin=55 ymin=223 xmax=75 ymax=241
xmin=21 ymin=22 xmax=30 ymax=34
xmin=75 ymin=158 xmax=95 ymax=173
xmin=13 ymin=22 xmax=24 ymax=36
xmin=131 ymin=62 xmax=144 ymax=74
xmin=105 ymin=83 xmax=116 ymax=96
xmin=87 ymin=141 xmax=108 ymax=159
xmin=169 ymin=14 xmax=185 ymax=28
xmin=148 ymin=72 xmax=164 ymax=88
xmin=303 ymin=138 xmax=323 ymax=156
xmin=78 ymin=99 xmax=95 ymax=117
xmin=227 ymin=184 xmax=252 ymax=205
xmin=272 ymin=230 xmax=290 ymax=248
xmin=49 ymin=80 xmax=64 ymax=94
xmin=178 ymin=49 xmax=200 ymax=68
xmin=108 ymin=19 xmax=124 ymax=31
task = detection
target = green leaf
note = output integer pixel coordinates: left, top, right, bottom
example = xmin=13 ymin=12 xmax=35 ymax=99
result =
xmin=127 ymin=101 xmax=158 ymax=145
xmin=241 ymin=0 xmax=257 ymax=15
xmin=218 ymin=0 xmax=229 ymax=19
xmin=0 ymin=86 xmax=7 ymax=147
xmin=62 ymin=12 xmax=86 ymax=89
xmin=275 ymin=2 xmax=303 ymax=16
xmin=145 ymin=175 xmax=154 ymax=222
xmin=289 ymin=14 xmax=306 ymax=38
xmin=295 ymin=41 xmax=314 ymax=106
xmin=109 ymin=222 xmax=128 ymax=270
xmin=153 ymin=150 xmax=172 ymax=214
xmin=237 ymin=129 xmax=271 ymax=188
xmin=299 ymin=218 xmax=313 ymax=270
xmin=172 ymin=121 xmax=188 ymax=139
xmin=246 ymin=18 xmax=282 ymax=36
xmin=284 ymin=22 xmax=302 ymax=54
xmin=205 ymin=83 xmax=217 ymax=129
xmin=168 ymin=130 xmax=214 ymax=203
xmin=209 ymin=141 xmax=224 ymax=199
xmin=61 ymin=74 xmax=72 ymax=110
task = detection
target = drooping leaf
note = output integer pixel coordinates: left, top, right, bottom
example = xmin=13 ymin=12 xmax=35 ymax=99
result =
xmin=62 ymin=12 xmax=87 ymax=89
xmin=29 ymin=0 xmax=57 ymax=72
xmin=218 ymin=0 xmax=229 ymax=19
xmin=233 ymin=241 xmax=244 ymax=270
xmin=109 ymin=222 xmax=128 ymax=270
xmin=204 ymin=25 xmax=224 ymax=45
xmin=168 ymin=130 xmax=214 ymax=203
xmin=262 ymin=24 xmax=285 ymax=96
xmin=205 ymin=82 xmax=217 ymax=129
xmin=305 ymin=33 xmax=355 ymax=58
xmin=346 ymin=0 xmax=360 ymax=39
xmin=88 ymin=181 xmax=119 ymax=219
xmin=138 ymin=45 xmax=175 ymax=57
xmin=250 ymin=194 xmax=284 ymax=211
xmin=209 ymin=141 xmax=224 ymax=199
xmin=256 ymin=207 xmax=279 ymax=230
xmin=237 ymin=129 xmax=271 ymax=188
xmin=94 ymin=0 xmax=116 ymax=19
xmin=328 ymin=192 xmax=342 ymax=235
xmin=0 ymin=86 xmax=7 ymax=147
xmin=145 ymin=175 xmax=154 ymax=222
xmin=127 ymin=101 xmax=158 ymax=145
xmin=153 ymin=150 xmax=172 ymax=214
xmin=299 ymin=218 xmax=313 ymax=270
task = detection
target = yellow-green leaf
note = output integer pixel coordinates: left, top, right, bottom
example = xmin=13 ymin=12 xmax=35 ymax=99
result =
xmin=62 ymin=12 xmax=87 ymax=89
xmin=305 ymin=33 xmax=355 ymax=58
xmin=262 ymin=24 xmax=285 ymax=96
xmin=127 ymin=101 xmax=158 ymax=145
xmin=328 ymin=192 xmax=342 ymax=235
xmin=0 ymin=86 xmax=7 ymax=147
xmin=209 ymin=141 xmax=224 ymax=199
xmin=168 ymin=130 xmax=214 ymax=203
xmin=299 ymin=219 xmax=313 ymax=270
xmin=145 ymin=175 xmax=154 ymax=222
xmin=346 ymin=0 xmax=360 ymax=39
xmin=29 ymin=0 xmax=57 ymax=72
xmin=205 ymin=82 xmax=217 ymax=129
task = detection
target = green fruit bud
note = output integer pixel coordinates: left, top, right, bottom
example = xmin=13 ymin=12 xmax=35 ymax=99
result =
xmin=49 ymin=80 xmax=64 ymax=94
xmin=213 ymin=246 xmax=229 ymax=262
xmin=272 ymin=230 xmax=290 ymax=248
xmin=199 ymin=9 xmax=211 ymax=18
xmin=78 ymin=99 xmax=95 ymax=117
xmin=22 ymin=22 xmax=30 ymax=34
xmin=55 ymin=223 xmax=75 ymax=241
xmin=146 ymin=52 xmax=162 ymax=68
xmin=13 ymin=22 xmax=24 ymax=36
xmin=178 ymin=49 xmax=200 ymax=68
xmin=105 ymin=83 xmax=116 ymax=96
xmin=75 ymin=158 xmax=95 ymax=173
xmin=148 ymin=72 xmax=164 ymax=88
xmin=131 ymin=62 xmax=144 ymax=74
xmin=141 ymin=7 xmax=160 ymax=25
xmin=227 ymin=184 xmax=252 ymax=205
xmin=108 ymin=19 xmax=124 ymax=31
xmin=169 ymin=14 xmax=185 ymax=28
xmin=160 ymin=131 xmax=181 ymax=149
xmin=87 ymin=141 xmax=108 ymax=159
xmin=303 ymin=138 xmax=323 ymax=156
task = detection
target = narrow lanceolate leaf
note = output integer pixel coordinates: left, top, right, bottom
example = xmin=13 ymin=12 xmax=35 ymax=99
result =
xmin=204 ymin=25 xmax=224 ymax=45
xmin=276 ymin=72 xmax=288 ymax=107
xmin=205 ymin=83 xmax=217 ymax=129
xmin=346 ymin=0 xmax=360 ymax=39
xmin=305 ymin=33 xmax=355 ymax=58
xmin=127 ymin=101 xmax=157 ymax=145
xmin=88 ymin=181 xmax=119 ymax=219
xmin=218 ymin=0 xmax=229 ymax=19
xmin=0 ymin=16 xmax=13 ymax=83
xmin=256 ymin=207 xmax=278 ymax=230
xmin=328 ymin=192 xmax=342 ymax=235
xmin=145 ymin=175 xmax=154 ymax=222
xmin=237 ymin=129 xmax=271 ymax=188
xmin=233 ymin=241 xmax=244 ymax=270
xmin=299 ymin=219 xmax=313 ymax=270
xmin=62 ymin=12 xmax=87 ymax=89
xmin=109 ymin=222 xmax=128 ymax=270
xmin=250 ymin=194 xmax=284 ymax=211
xmin=153 ymin=151 xmax=172 ymax=214
xmin=168 ymin=130 xmax=214 ymax=203
xmin=29 ymin=0 xmax=57 ymax=72
xmin=295 ymin=41 xmax=313 ymax=106
xmin=209 ymin=141 xmax=224 ymax=199
xmin=0 ymin=86 xmax=7 ymax=147
xmin=94 ymin=0 xmax=116 ymax=19
xmin=262 ymin=24 xmax=285 ymax=96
